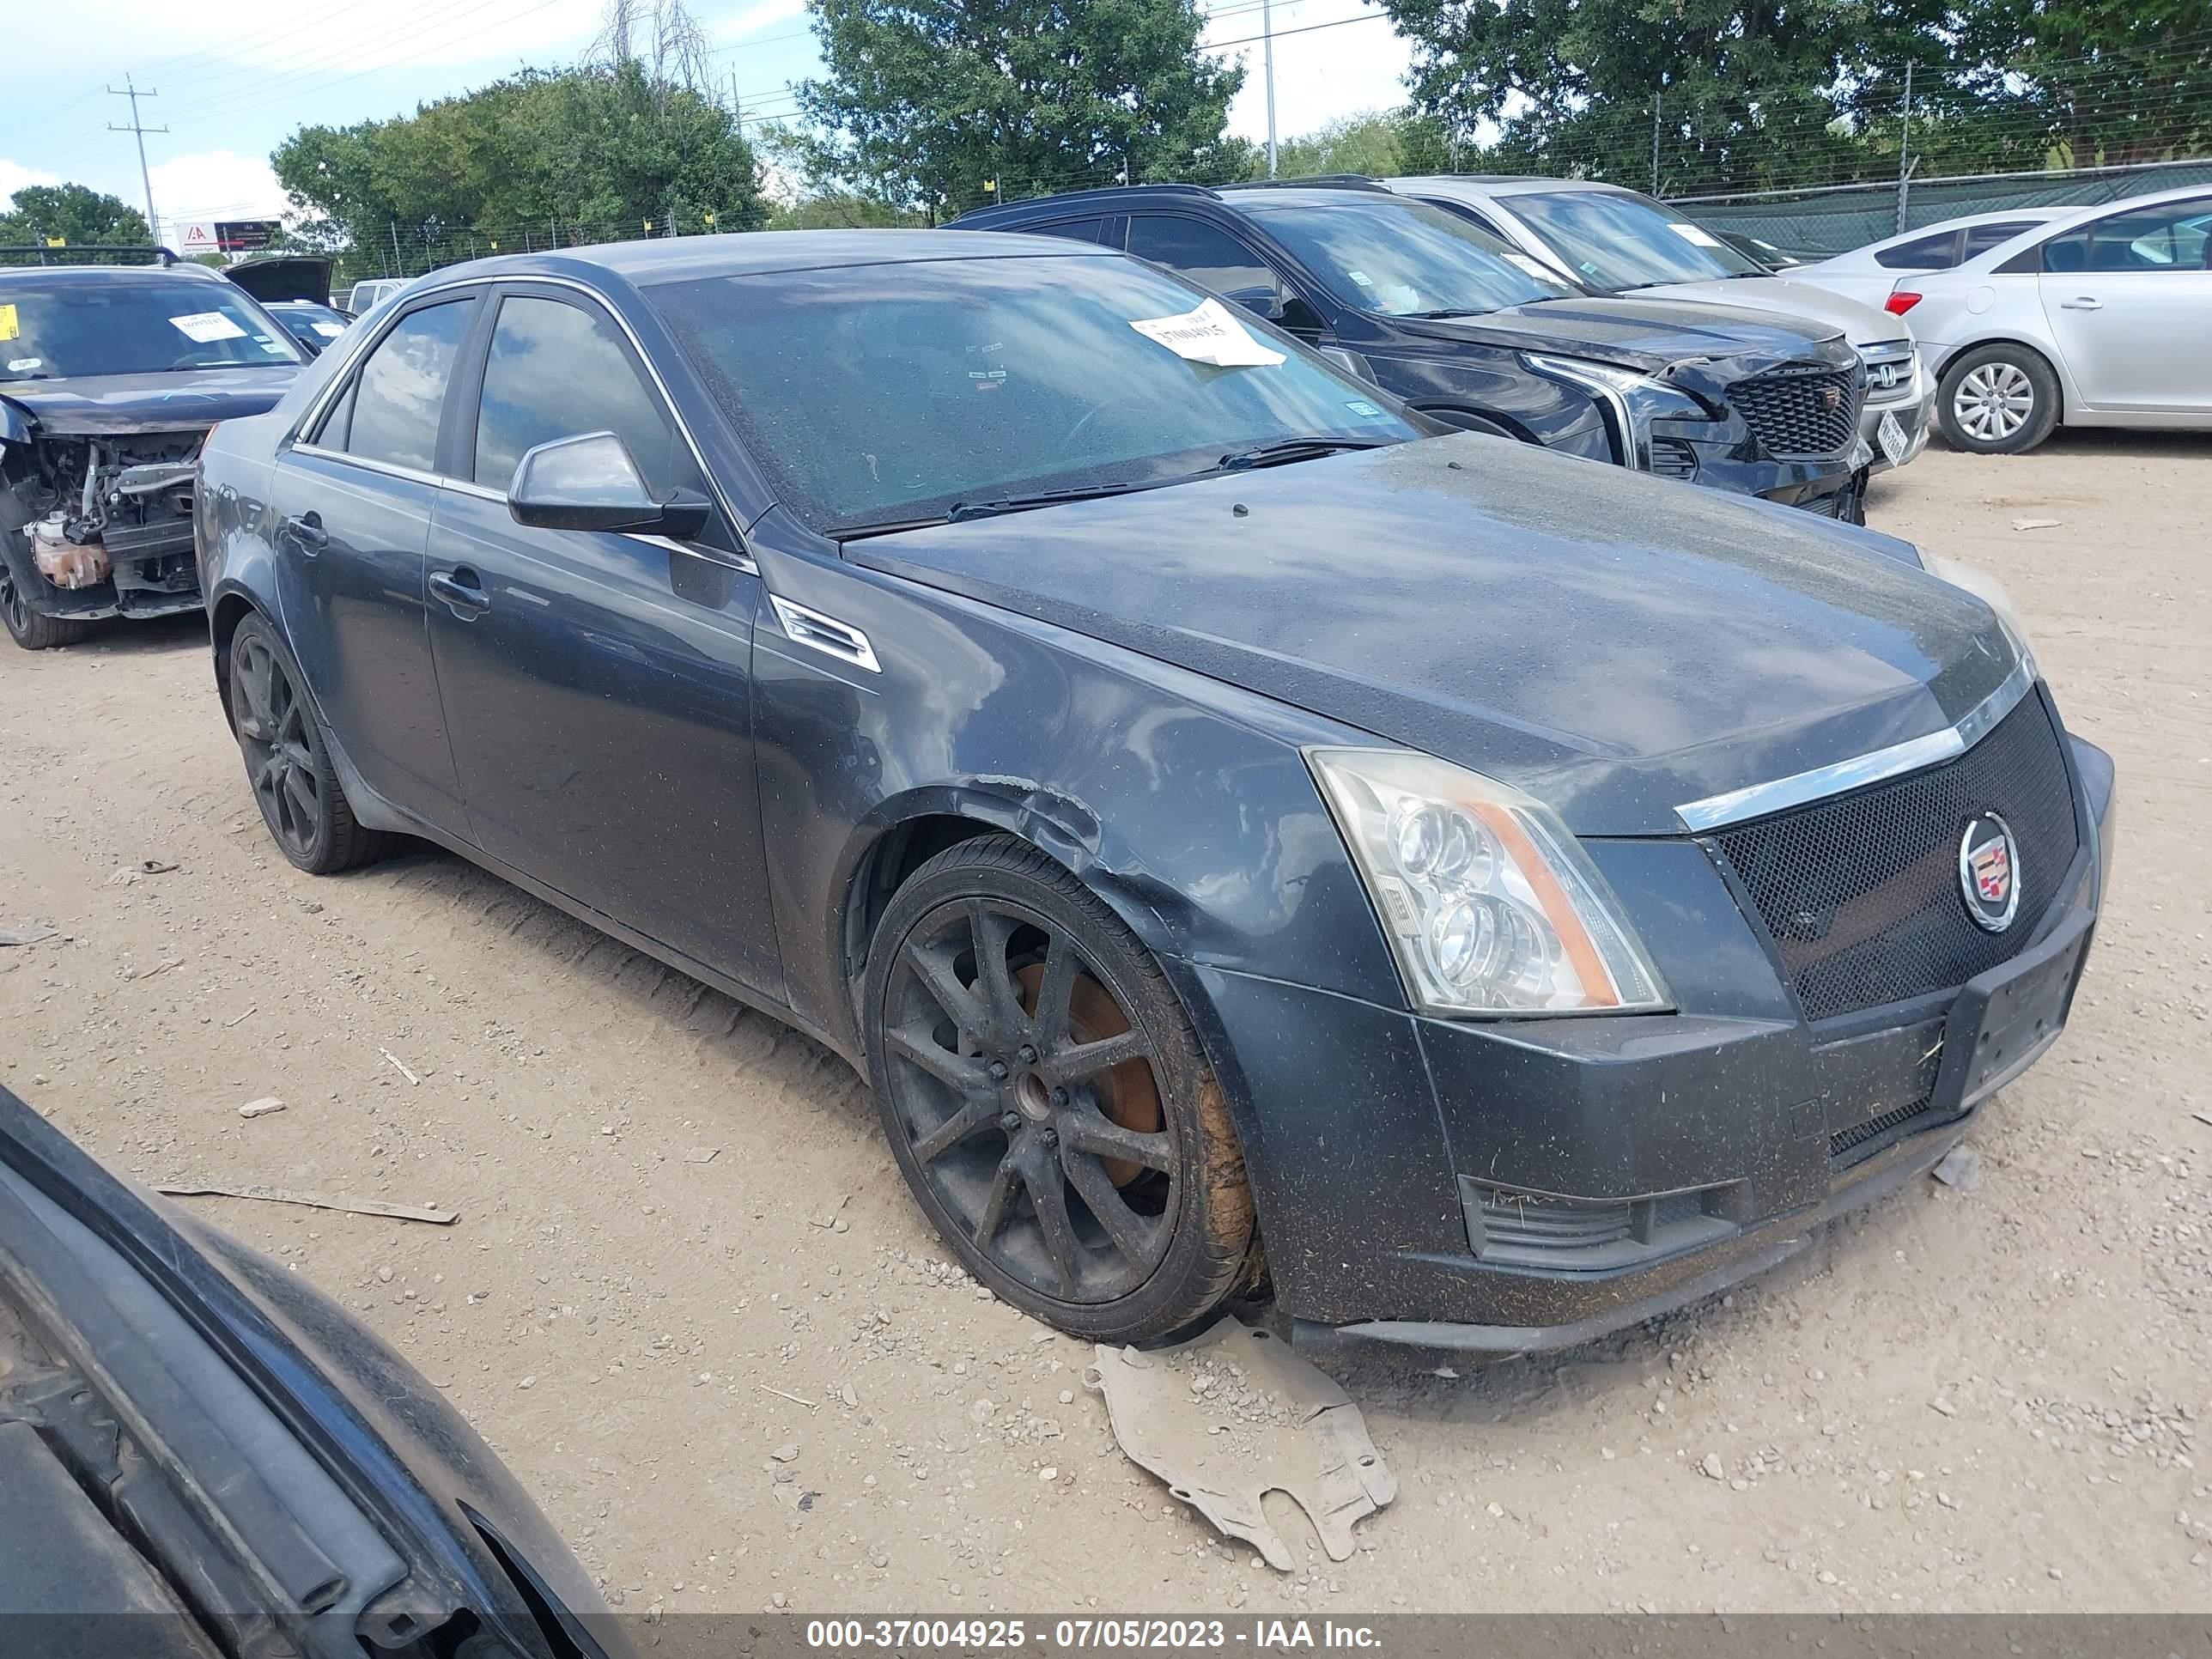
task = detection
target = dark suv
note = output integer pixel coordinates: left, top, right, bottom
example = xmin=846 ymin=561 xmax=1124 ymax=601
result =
xmin=952 ymin=182 xmax=1871 ymax=519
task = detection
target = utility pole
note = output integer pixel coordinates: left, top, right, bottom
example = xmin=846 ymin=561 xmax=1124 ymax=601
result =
xmin=729 ymin=70 xmax=744 ymax=137
xmin=106 ymin=76 xmax=167 ymax=248
xmin=1650 ymin=90 xmax=1662 ymax=197
xmin=1895 ymin=61 xmax=1915 ymax=234
xmin=1262 ymin=0 xmax=1279 ymax=178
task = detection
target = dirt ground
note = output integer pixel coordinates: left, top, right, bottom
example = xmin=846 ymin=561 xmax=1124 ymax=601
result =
xmin=3 ymin=434 xmax=2209 ymax=1616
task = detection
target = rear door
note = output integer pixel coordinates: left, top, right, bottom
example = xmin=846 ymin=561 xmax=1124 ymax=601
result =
xmin=274 ymin=292 xmax=478 ymax=831
xmin=2039 ymin=195 xmax=2212 ymax=412
xmin=423 ymin=283 xmax=780 ymax=994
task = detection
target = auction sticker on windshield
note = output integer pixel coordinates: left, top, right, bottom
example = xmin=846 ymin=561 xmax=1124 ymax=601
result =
xmin=1128 ymin=298 xmax=1285 ymax=368
xmin=1668 ymin=222 xmax=1725 ymax=248
xmin=169 ymin=311 xmax=248 ymax=343
xmin=0 ymin=304 xmax=17 ymax=342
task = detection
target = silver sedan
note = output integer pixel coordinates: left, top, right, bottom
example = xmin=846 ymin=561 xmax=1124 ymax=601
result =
xmin=1878 ymin=184 xmax=2212 ymax=454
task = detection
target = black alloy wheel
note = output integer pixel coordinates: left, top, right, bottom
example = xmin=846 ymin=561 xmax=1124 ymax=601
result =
xmin=864 ymin=836 xmax=1254 ymax=1342
xmin=228 ymin=613 xmax=395 ymax=874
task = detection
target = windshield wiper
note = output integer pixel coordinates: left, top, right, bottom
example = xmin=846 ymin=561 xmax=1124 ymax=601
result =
xmin=1402 ymin=307 xmax=1494 ymax=319
xmin=945 ymin=481 xmax=1159 ymax=521
xmin=1212 ymin=437 xmax=1393 ymax=473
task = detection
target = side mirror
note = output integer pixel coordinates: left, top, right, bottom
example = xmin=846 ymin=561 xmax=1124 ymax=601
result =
xmin=507 ymin=431 xmax=710 ymax=538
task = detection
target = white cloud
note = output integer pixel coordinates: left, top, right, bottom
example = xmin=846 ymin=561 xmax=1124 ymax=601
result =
xmin=148 ymin=150 xmax=290 ymax=233
xmin=0 ymin=160 xmax=61 ymax=213
xmin=712 ymin=0 xmax=808 ymax=40
xmin=1214 ymin=1 xmax=1413 ymax=149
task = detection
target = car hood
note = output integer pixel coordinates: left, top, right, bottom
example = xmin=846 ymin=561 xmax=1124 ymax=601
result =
xmin=1624 ymin=276 xmax=1911 ymax=349
xmin=842 ymin=433 xmax=2018 ymax=836
xmin=0 ymin=365 xmax=300 ymax=437
xmin=1391 ymin=293 xmax=1849 ymax=376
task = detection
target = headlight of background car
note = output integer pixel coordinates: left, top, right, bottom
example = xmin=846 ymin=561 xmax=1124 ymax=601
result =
xmin=1521 ymin=353 xmax=1713 ymax=470
xmin=1308 ymin=749 xmax=1671 ymax=1018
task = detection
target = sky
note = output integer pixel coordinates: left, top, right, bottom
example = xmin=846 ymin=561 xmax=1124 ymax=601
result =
xmin=0 ymin=0 xmax=1414 ymax=235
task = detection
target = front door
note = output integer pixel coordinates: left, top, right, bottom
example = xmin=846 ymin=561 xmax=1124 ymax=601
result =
xmin=2039 ymin=195 xmax=2212 ymax=413
xmin=423 ymin=287 xmax=781 ymax=996
xmin=273 ymin=294 xmax=478 ymax=831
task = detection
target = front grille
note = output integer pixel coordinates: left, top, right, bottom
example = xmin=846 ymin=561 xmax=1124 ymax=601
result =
xmin=1711 ymin=691 xmax=2079 ymax=1022
xmin=1730 ymin=363 xmax=1863 ymax=458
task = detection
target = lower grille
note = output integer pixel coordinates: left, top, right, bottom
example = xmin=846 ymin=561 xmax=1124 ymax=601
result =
xmin=1730 ymin=364 xmax=1863 ymax=458
xmin=1711 ymin=690 xmax=2078 ymax=1022
xmin=1463 ymin=1182 xmax=1734 ymax=1270
xmin=1830 ymin=1094 xmax=1937 ymax=1160
xmin=1649 ymin=437 xmax=1698 ymax=480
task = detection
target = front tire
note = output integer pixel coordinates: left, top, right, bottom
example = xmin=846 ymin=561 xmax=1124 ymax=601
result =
xmin=861 ymin=836 xmax=1255 ymax=1343
xmin=228 ymin=612 xmax=397 ymax=874
xmin=0 ymin=567 xmax=91 ymax=650
xmin=1937 ymin=345 xmax=2060 ymax=455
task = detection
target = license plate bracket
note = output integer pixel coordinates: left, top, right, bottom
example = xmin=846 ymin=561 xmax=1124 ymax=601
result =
xmin=1877 ymin=410 xmax=1909 ymax=466
xmin=1931 ymin=909 xmax=2093 ymax=1112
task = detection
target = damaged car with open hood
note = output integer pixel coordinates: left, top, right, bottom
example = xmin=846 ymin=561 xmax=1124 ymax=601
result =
xmin=1 ymin=260 xmax=305 ymax=649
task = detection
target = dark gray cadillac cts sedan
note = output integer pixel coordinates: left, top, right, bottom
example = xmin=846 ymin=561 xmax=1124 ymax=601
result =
xmin=194 ymin=231 xmax=2114 ymax=1354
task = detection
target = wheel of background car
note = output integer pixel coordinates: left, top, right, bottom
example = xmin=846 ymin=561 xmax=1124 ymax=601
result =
xmin=1936 ymin=344 xmax=2061 ymax=455
xmin=0 ymin=564 xmax=92 ymax=651
xmin=228 ymin=613 xmax=398 ymax=874
xmin=860 ymin=835 xmax=1255 ymax=1343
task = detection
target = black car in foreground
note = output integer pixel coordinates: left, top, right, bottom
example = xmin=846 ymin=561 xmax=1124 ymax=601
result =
xmin=0 ymin=1085 xmax=622 ymax=1657
xmin=1 ymin=264 xmax=304 ymax=648
xmin=197 ymin=230 xmax=2112 ymax=1355
xmin=951 ymin=182 xmax=1870 ymax=518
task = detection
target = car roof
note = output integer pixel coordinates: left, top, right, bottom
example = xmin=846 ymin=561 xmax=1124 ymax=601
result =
xmin=1395 ymin=174 xmax=1642 ymax=200
xmin=404 ymin=228 xmax=1103 ymax=291
xmin=0 ymin=261 xmax=216 ymax=286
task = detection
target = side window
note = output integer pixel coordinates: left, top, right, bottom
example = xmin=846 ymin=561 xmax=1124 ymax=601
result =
xmin=1125 ymin=216 xmax=1280 ymax=301
xmin=1961 ymin=220 xmax=2041 ymax=258
xmin=341 ymin=300 xmax=473 ymax=473
xmin=2037 ymin=228 xmax=2090 ymax=274
xmin=1875 ymin=230 xmax=1961 ymax=270
xmin=472 ymin=295 xmax=691 ymax=497
xmin=1424 ymin=198 xmax=1510 ymax=239
xmin=1032 ymin=217 xmax=1107 ymax=245
xmin=2082 ymin=198 xmax=2212 ymax=272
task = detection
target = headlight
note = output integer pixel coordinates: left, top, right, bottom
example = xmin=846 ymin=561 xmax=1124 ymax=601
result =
xmin=1307 ymin=748 xmax=1671 ymax=1018
xmin=1521 ymin=353 xmax=1711 ymax=469
xmin=1922 ymin=553 xmax=2039 ymax=678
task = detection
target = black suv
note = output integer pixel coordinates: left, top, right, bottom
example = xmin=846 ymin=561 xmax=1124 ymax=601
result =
xmin=952 ymin=182 xmax=1871 ymax=519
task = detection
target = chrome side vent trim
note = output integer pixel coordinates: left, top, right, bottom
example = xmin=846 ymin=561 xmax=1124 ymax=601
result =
xmin=770 ymin=595 xmax=880 ymax=674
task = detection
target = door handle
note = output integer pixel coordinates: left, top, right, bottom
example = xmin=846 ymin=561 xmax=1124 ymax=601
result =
xmin=2057 ymin=296 xmax=2103 ymax=310
xmin=280 ymin=512 xmax=328 ymax=553
xmin=428 ymin=568 xmax=490 ymax=616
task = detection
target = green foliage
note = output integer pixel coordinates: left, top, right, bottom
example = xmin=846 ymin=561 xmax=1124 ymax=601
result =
xmin=271 ymin=61 xmax=764 ymax=257
xmin=1261 ymin=109 xmax=1459 ymax=179
xmin=788 ymin=0 xmax=1251 ymax=216
xmin=0 ymin=184 xmax=153 ymax=249
xmin=1381 ymin=0 xmax=2212 ymax=193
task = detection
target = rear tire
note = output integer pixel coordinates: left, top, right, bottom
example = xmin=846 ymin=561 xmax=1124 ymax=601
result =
xmin=1936 ymin=345 xmax=2060 ymax=455
xmin=0 ymin=567 xmax=92 ymax=650
xmin=860 ymin=835 xmax=1255 ymax=1344
xmin=228 ymin=611 xmax=397 ymax=874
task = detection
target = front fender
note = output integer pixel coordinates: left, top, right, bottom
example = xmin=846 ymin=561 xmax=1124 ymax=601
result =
xmin=748 ymin=535 xmax=1409 ymax=1060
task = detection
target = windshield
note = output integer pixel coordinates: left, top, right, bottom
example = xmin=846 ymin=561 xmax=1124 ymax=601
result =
xmin=1507 ymin=190 xmax=1769 ymax=291
xmin=648 ymin=252 xmax=1419 ymax=534
xmin=0 ymin=276 xmax=303 ymax=381
xmin=1246 ymin=197 xmax=1577 ymax=316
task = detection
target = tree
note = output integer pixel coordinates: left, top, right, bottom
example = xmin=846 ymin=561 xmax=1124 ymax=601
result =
xmin=0 ymin=184 xmax=151 ymax=248
xmin=1262 ymin=109 xmax=1458 ymax=179
xmin=788 ymin=0 xmax=1252 ymax=217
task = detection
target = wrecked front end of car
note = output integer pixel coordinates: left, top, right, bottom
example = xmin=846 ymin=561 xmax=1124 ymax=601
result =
xmin=0 ymin=407 xmax=210 ymax=636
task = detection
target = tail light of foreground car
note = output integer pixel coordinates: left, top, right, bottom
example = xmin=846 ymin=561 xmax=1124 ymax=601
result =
xmin=1307 ymin=748 xmax=1671 ymax=1018
xmin=1885 ymin=291 xmax=1923 ymax=315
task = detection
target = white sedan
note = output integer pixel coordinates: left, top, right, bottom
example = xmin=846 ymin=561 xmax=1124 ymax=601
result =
xmin=1871 ymin=185 xmax=2212 ymax=454
xmin=1790 ymin=208 xmax=2068 ymax=309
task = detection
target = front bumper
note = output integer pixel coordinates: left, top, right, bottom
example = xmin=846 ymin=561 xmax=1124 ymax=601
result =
xmin=1176 ymin=726 xmax=2113 ymax=1358
xmin=1862 ymin=355 xmax=1934 ymax=471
